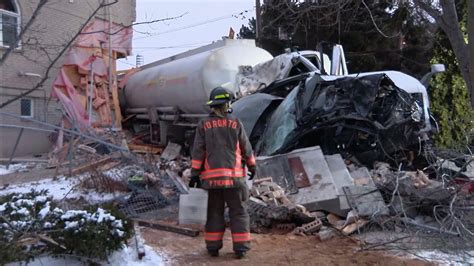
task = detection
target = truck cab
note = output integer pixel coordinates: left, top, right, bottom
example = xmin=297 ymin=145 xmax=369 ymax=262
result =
xmin=288 ymin=44 xmax=436 ymax=136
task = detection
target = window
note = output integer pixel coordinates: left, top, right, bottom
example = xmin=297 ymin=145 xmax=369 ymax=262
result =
xmin=20 ymin=98 xmax=33 ymax=118
xmin=0 ymin=0 xmax=20 ymax=48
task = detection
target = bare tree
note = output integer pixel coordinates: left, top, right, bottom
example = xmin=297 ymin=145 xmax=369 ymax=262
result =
xmin=0 ymin=0 xmax=49 ymax=64
xmin=414 ymin=0 xmax=473 ymax=107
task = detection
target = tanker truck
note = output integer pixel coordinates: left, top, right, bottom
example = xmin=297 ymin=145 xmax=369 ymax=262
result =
xmin=120 ymin=39 xmax=273 ymax=145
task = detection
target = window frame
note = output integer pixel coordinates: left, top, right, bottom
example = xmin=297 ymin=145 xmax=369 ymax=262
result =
xmin=0 ymin=0 xmax=21 ymax=49
xmin=20 ymin=98 xmax=33 ymax=118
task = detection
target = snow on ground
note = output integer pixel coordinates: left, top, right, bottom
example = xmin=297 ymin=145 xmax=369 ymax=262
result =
xmin=107 ymin=244 xmax=165 ymax=265
xmin=6 ymin=244 xmax=165 ymax=266
xmin=415 ymin=250 xmax=474 ymax=265
xmin=0 ymin=168 xmax=127 ymax=203
xmin=0 ymin=163 xmax=28 ymax=176
xmin=2 ymin=166 xmax=169 ymax=265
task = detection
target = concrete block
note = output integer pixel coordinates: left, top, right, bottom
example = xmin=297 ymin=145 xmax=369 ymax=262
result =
xmin=325 ymin=154 xmax=355 ymax=210
xmin=343 ymin=185 xmax=389 ymax=217
xmin=350 ymin=167 xmax=375 ymax=186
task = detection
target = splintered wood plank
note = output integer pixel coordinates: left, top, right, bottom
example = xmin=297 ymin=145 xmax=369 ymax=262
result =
xmin=128 ymin=144 xmax=162 ymax=154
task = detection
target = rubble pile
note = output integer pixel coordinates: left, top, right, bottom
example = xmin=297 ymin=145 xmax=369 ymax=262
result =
xmin=245 ymin=178 xmax=314 ymax=233
xmin=2 ymin=116 xmax=471 ymax=263
xmin=247 ymin=144 xmax=473 ymax=254
xmin=371 ymin=161 xmax=473 ymax=241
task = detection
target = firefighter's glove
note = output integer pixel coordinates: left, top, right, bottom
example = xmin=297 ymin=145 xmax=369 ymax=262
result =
xmin=247 ymin=165 xmax=256 ymax=181
xmin=189 ymin=176 xmax=201 ymax=188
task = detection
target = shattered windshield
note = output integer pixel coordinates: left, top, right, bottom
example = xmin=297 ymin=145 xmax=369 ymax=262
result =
xmin=259 ymin=86 xmax=299 ymax=155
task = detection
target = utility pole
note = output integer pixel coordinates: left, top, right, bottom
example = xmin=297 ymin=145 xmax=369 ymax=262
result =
xmin=255 ymin=0 xmax=261 ymax=46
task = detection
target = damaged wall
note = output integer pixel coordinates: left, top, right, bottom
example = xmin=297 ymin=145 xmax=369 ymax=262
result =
xmin=0 ymin=0 xmax=136 ymax=157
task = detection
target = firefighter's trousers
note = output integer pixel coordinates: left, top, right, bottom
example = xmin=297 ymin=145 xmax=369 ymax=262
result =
xmin=204 ymin=185 xmax=250 ymax=252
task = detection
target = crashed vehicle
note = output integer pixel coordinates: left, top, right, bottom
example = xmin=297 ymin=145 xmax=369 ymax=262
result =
xmin=233 ymin=44 xmax=442 ymax=165
xmin=121 ymin=39 xmax=441 ymax=166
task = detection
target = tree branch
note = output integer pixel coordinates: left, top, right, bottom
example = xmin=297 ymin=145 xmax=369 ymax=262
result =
xmin=0 ymin=0 xmax=118 ymax=109
xmin=0 ymin=0 xmax=49 ymax=64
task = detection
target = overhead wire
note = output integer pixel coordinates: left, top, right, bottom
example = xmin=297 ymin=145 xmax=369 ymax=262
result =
xmin=132 ymin=8 xmax=253 ymax=40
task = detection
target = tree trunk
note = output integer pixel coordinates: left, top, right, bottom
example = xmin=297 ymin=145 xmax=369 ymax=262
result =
xmin=437 ymin=0 xmax=471 ymax=107
xmin=468 ymin=0 xmax=474 ymax=107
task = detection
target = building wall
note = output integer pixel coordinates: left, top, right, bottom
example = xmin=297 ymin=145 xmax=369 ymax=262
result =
xmin=0 ymin=0 xmax=136 ymax=157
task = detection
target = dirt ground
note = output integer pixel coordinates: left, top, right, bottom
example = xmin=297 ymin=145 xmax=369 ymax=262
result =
xmin=141 ymin=227 xmax=432 ymax=265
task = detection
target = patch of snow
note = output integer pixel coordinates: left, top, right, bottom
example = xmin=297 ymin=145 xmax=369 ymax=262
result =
xmin=107 ymin=244 xmax=165 ymax=266
xmin=0 ymin=175 xmax=124 ymax=204
xmin=14 ymin=199 xmax=34 ymax=207
xmin=38 ymin=202 xmax=50 ymax=219
xmin=0 ymin=166 xmax=11 ymax=175
xmin=96 ymin=207 xmax=115 ymax=223
xmin=0 ymin=163 xmax=28 ymax=176
xmin=112 ymin=219 xmax=123 ymax=229
xmin=35 ymin=195 xmax=48 ymax=203
xmin=64 ymin=221 xmax=79 ymax=230
xmin=6 ymin=255 xmax=85 ymax=266
xmin=0 ymin=176 xmax=75 ymax=200
xmin=61 ymin=210 xmax=88 ymax=220
xmin=7 ymin=245 xmax=166 ymax=266
xmin=416 ymin=250 xmax=474 ymax=265
xmin=114 ymin=229 xmax=125 ymax=237
xmin=43 ymin=222 xmax=53 ymax=229
xmin=11 ymin=207 xmax=29 ymax=216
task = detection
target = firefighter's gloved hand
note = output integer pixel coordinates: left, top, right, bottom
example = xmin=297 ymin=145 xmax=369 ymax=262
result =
xmin=247 ymin=165 xmax=256 ymax=180
xmin=189 ymin=176 xmax=201 ymax=188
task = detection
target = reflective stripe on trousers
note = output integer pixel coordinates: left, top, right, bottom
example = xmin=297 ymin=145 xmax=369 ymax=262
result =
xmin=205 ymin=186 xmax=250 ymax=252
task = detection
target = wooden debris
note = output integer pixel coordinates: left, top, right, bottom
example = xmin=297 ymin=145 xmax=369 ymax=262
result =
xmin=133 ymin=222 xmax=146 ymax=260
xmin=342 ymin=219 xmax=368 ymax=235
xmin=327 ymin=213 xmax=343 ymax=226
xmin=98 ymin=160 xmax=122 ymax=172
xmin=128 ymin=144 xmax=162 ymax=154
xmin=77 ymin=144 xmax=97 ymax=154
xmin=407 ymin=170 xmax=431 ymax=188
xmin=166 ymin=169 xmax=189 ymax=194
xmin=38 ymin=234 xmax=67 ymax=249
xmin=70 ymin=156 xmax=114 ymax=175
xmin=135 ymin=219 xmax=200 ymax=237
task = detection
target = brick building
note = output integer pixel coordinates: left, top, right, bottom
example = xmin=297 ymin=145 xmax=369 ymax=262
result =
xmin=0 ymin=0 xmax=136 ymax=158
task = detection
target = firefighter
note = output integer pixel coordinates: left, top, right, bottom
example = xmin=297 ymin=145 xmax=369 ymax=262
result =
xmin=189 ymin=87 xmax=256 ymax=259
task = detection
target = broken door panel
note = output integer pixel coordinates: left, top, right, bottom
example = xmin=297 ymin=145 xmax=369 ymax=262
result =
xmin=231 ymin=93 xmax=282 ymax=138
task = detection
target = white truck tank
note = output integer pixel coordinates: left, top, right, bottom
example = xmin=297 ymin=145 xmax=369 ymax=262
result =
xmin=123 ymin=39 xmax=273 ymax=114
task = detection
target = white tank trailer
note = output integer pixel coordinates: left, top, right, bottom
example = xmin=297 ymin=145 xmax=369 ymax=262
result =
xmin=122 ymin=39 xmax=273 ymax=114
xmin=121 ymin=39 xmax=273 ymax=144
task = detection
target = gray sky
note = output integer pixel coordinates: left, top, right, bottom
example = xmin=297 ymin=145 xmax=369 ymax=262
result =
xmin=117 ymin=0 xmax=255 ymax=70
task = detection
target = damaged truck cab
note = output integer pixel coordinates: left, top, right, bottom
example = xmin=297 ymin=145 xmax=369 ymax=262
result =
xmin=233 ymin=43 xmax=442 ymax=164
